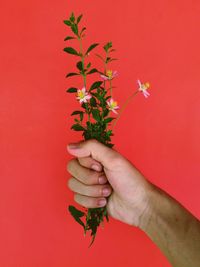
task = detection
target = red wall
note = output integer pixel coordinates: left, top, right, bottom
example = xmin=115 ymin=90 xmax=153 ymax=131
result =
xmin=0 ymin=1 xmax=200 ymax=266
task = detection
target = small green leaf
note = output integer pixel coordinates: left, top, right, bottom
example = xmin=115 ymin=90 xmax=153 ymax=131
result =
xmin=66 ymin=87 xmax=78 ymax=93
xmin=106 ymin=58 xmax=118 ymax=63
xmin=70 ymin=12 xmax=75 ymax=22
xmin=63 ymin=47 xmax=79 ymax=56
xmin=91 ymin=109 xmax=101 ymax=121
xmin=90 ymin=81 xmax=103 ymax=91
xmin=68 ymin=205 xmax=85 ymax=229
xmin=76 ymin=61 xmax=83 ymax=71
xmin=87 ymin=68 xmax=98 ymax=75
xmin=103 ymin=41 xmax=112 ymax=52
xmin=107 ymin=130 xmax=113 ymax=136
xmin=90 ymin=97 xmax=97 ymax=107
xmin=64 ymin=36 xmax=75 ymax=41
xmin=71 ymin=24 xmax=78 ymax=35
xmin=106 ymin=143 xmax=114 ymax=148
xmin=80 ymin=27 xmax=86 ymax=36
xmin=80 ymin=112 xmax=84 ymax=121
xmin=63 ymin=20 xmax=71 ymax=26
xmin=86 ymin=43 xmax=99 ymax=55
xmin=81 ymin=102 xmax=87 ymax=109
xmin=71 ymin=124 xmax=85 ymax=131
xmin=77 ymin=14 xmax=83 ymax=24
xmin=102 ymin=108 xmax=109 ymax=117
xmin=87 ymin=62 xmax=91 ymax=69
xmin=104 ymin=117 xmax=115 ymax=123
xmin=69 ymin=205 xmax=85 ymax=217
xmin=71 ymin=111 xmax=83 ymax=115
xmin=66 ymin=72 xmax=79 ymax=78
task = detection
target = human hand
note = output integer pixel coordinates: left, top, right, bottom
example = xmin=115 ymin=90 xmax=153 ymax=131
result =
xmin=67 ymin=139 xmax=153 ymax=227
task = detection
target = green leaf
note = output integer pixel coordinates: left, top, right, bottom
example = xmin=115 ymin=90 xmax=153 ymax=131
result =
xmin=80 ymin=112 xmax=84 ymax=121
xmin=76 ymin=61 xmax=83 ymax=71
xmin=91 ymin=109 xmax=101 ymax=121
xmin=104 ymin=117 xmax=115 ymax=123
xmin=102 ymin=108 xmax=109 ymax=117
xmin=71 ymin=124 xmax=85 ymax=131
xmin=63 ymin=20 xmax=71 ymax=26
xmin=63 ymin=47 xmax=79 ymax=56
xmin=87 ymin=68 xmax=98 ymax=75
xmin=70 ymin=12 xmax=75 ymax=22
xmin=71 ymin=111 xmax=83 ymax=115
xmin=86 ymin=43 xmax=99 ymax=55
xmin=106 ymin=143 xmax=114 ymax=148
xmin=66 ymin=87 xmax=78 ymax=93
xmin=106 ymin=58 xmax=118 ymax=63
xmin=107 ymin=130 xmax=113 ymax=135
xmin=71 ymin=24 xmax=78 ymax=35
xmin=66 ymin=72 xmax=79 ymax=78
xmin=90 ymin=81 xmax=103 ymax=91
xmin=80 ymin=27 xmax=86 ymax=36
xmin=64 ymin=36 xmax=75 ymax=41
xmin=103 ymin=41 xmax=112 ymax=52
xmin=90 ymin=97 xmax=97 ymax=107
xmin=68 ymin=205 xmax=85 ymax=229
xmin=81 ymin=102 xmax=87 ymax=109
xmin=77 ymin=14 xmax=83 ymax=24
xmin=87 ymin=62 xmax=91 ymax=69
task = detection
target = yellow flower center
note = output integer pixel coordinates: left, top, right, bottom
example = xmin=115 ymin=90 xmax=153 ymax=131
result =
xmin=145 ymin=82 xmax=150 ymax=88
xmin=78 ymin=91 xmax=85 ymax=99
xmin=111 ymin=101 xmax=118 ymax=108
xmin=106 ymin=70 xmax=113 ymax=78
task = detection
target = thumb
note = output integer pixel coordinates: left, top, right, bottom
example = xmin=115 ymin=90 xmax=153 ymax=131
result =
xmin=67 ymin=139 xmax=119 ymax=170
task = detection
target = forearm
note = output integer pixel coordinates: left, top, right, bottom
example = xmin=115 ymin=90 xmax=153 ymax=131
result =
xmin=140 ymin=184 xmax=200 ymax=267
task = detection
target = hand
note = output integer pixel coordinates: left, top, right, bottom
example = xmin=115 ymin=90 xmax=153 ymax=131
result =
xmin=67 ymin=139 xmax=152 ymax=227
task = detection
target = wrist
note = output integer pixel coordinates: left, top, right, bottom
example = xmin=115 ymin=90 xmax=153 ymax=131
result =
xmin=137 ymin=182 xmax=159 ymax=231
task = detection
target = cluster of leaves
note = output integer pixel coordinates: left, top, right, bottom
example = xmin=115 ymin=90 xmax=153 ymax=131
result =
xmin=64 ymin=12 xmax=117 ymax=246
xmin=68 ymin=80 xmax=115 ymax=148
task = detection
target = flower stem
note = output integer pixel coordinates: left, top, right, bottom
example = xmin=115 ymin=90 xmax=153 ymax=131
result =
xmin=112 ymin=90 xmax=139 ymax=130
xmin=78 ymin=36 xmax=90 ymax=123
xmin=109 ymin=80 xmax=113 ymax=98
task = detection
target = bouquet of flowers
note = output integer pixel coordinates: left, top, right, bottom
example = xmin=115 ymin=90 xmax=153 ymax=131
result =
xmin=64 ymin=12 xmax=150 ymax=246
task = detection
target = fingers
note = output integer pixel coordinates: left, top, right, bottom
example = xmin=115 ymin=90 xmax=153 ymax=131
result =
xmin=74 ymin=194 xmax=107 ymax=208
xmin=77 ymin=156 xmax=103 ymax=172
xmin=68 ymin=177 xmax=112 ymax=198
xmin=67 ymin=139 xmax=121 ymax=170
xmin=67 ymin=158 xmax=107 ymax=185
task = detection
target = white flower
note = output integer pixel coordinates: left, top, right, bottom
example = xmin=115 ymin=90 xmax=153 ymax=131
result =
xmin=76 ymin=87 xmax=92 ymax=103
xmin=137 ymin=79 xmax=150 ymax=98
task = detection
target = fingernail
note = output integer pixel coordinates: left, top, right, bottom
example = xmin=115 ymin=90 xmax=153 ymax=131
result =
xmin=68 ymin=143 xmax=80 ymax=149
xmin=91 ymin=164 xmax=101 ymax=171
xmin=102 ymin=187 xmax=111 ymax=196
xmin=98 ymin=198 xmax=107 ymax=207
xmin=99 ymin=176 xmax=107 ymax=184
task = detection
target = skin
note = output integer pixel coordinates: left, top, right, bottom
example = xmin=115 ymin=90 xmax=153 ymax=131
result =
xmin=67 ymin=139 xmax=200 ymax=267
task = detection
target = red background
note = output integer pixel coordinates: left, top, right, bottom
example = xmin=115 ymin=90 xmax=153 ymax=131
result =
xmin=0 ymin=1 xmax=200 ymax=266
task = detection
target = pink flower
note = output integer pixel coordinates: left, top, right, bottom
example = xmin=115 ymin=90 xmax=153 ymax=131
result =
xmin=137 ymin=79 xmax=150 ymax=98
xmin=76 ymin=87 xmax=92 ymax=103
xmin=100 ymin=70 xmax=118 ymax=81
xmin=106 ymin=98 xmax=120 ymax=114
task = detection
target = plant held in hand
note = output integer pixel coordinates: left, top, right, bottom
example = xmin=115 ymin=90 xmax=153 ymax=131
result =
xmin=64 ymin=12 xmax=150 ymax=246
